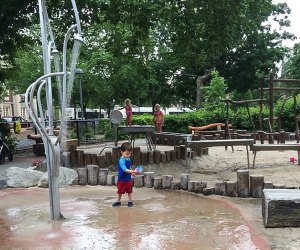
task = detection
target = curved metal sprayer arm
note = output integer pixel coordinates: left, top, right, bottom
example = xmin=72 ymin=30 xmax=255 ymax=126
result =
xmin=71 ymin=0 xmax=82 ymax=35
xmin=37 ymin=80 xmax=47 ymax=128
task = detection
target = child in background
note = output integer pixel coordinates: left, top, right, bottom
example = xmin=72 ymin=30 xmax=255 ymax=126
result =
xmin=124 ymin=99 xmax=132 ymax=126
xmin=154 ymin=104 xmax=164 ymax=133
xmin=112 ymin=142 xmax=138 ymax=207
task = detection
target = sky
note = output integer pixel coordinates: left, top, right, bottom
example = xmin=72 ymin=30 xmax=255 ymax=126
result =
xmin=273 ymin=0 xmax=300 ymax=47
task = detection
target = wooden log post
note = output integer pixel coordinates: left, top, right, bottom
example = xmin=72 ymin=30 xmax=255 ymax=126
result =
xmin=91 ymin=154 xmax=98 ymax=165
xmin=133 ymin=147 xmax=141 ymax=165
xmin=77 ymin=168 xmax=87 ymax=185
xmin=69 ymin=145 xmax=77 ymax=168
xmin=97 ymin=155 xmax=106 ymax=168
xmin=144 ymin=172 xmax=155 ymax=188
xmin=215 ymin=181 xmax=227 ymax=196
xmin=171 ymin=181 xmax=181 ymax=190
xmin=105 ymin=151 xmax=112 ymax=166
xmin=84 ymin=153 xmax=92 ymax=166
xmin=175 ymin=146 xmax=181 ymax=159
xmin=162 ymin=175 xmax=173 ymax=189
xmin=250 ymin=175 xmax=264 ymax=198
xmin=203 ymin=187 xmax=215 ymax=196
xmin=188 ymin=181 xmax=196 ymax=192
xmin=198 ymin=147 xmax=203 ymax=156
xmin=180 ymin=173 xmax=190 ymax=190
xmin=76 ymin=150 xmax=85 ymax=167
xmin=237 ymin=170 xmax=250 ymax=198
xmin=203 ymin=148 xmax=209 ymax=155
xmin=87 ymin=165 xmax=99 ymax=185
xmin=226 ymin=181 xmax=237 ymax=197
xmin=264 ymin=181 xmax=273 ymax=189
xmin=98 ymin=168 xmax=108 ymax=185
xmin=106 ymin=174 xmax=115 ymax=186
xmin=195 ymin=181 xmax=207 ymax=193
xmin=154 ymin=150 xmax=161 ymax=164
xmin=141 ymin=152 xmax=148 ymax=165
xmin=180 ymin=145 xmax=187 ymax=160
xmin=160 ymin=152 xmax=167 ymax=163
xmin=148 ymin=151 xmax=154 ymax=164
xmin=262 ymin=189 xmax=300 ymax=227
xmin=154 ymin=177 xmax=163 ymax=189
xmin=112 ymin=147 xmax=119 ymax=165
xmin=134 ymin=175 xmax=144 ymax=188
xmin=165 ymin=151 xmax=171 ymax=162
xmin=170 ymin=150 xmax=176 ymax=161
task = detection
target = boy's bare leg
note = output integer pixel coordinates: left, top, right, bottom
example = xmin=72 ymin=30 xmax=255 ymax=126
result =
xmin=117 ymin=193 xmax=122 ymax=202
xmin=128 ymin=193 xmax=133 ymax=202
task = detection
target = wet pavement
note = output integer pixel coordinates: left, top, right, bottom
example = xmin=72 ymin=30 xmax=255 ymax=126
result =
xmin=0 ymin=186 xmax=269 ymax=249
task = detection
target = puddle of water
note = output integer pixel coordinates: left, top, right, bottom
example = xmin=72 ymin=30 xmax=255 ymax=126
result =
xmin=0 ymin=187 xmax=266 ymax=249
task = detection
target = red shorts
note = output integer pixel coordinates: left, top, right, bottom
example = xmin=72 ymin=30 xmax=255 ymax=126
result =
xmin=117 ymin=180 xmax=133 ymax=194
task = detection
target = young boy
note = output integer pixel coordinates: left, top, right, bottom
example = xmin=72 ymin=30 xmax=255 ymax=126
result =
xmin=112 ymin=142 xmax=138 ymax=207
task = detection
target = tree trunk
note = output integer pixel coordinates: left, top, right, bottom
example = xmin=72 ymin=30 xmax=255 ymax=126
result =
xmin=196 ymin=73 xmax=211 ymax=110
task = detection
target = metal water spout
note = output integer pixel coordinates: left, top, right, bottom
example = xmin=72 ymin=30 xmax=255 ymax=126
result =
xmin=25 ymin=0 xmax=83 ymax=220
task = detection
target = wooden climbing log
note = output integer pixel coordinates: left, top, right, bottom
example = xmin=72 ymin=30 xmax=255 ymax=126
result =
xmin=148 ymin=151 xmax=154 ymax=164
xmin=154 ymin=150 xmax=161 ymax=164
xmin=171 ymin=181 xmax=181 ymax=190
xmin=180 ymin=174 xmax=190 ymax=190
xmin=144 ymin=172 xmax=155 ymax=188
xmin=112 ymin=147 xmax=119 ymax=164
xmin=194 ymin=181 xmax=207 ymax=193
xmin=203 ymin=187 xmax=215 ymax=196
xmin=262 ymin=189 xmax=300 ymax=227
xmin=162 ymin=175 xmax=173 ymax=189
xmin=134 ymin=175 xmax=144 ymax=188
xmin=87 ymin=164 xmax=99 ymax=185
xmin=154 ymin=177 xmax=162 ymax=189
xmin=84 ymin=153 xmax=92 ymax=166
xmin=250 ymin=175 xmax=264 ymax=198
xmin=175 ymin=146 xmax=181 ymax=159
xmin=160 ymin=152 xmax=167 ymax=163
xmin=91 ymin=154 xmax=98 ymax=165
xmin=215 ymin=181 xmax=227 ymax=196
xmin=141 ymin=152 xmax=148 ymax=165
xmin=76 ymin=150 xmax=85 ymax=167
xmin=165 ymin=151 xmax=171 ymax=162
xmin=264 ymin=181 xmax=273 ymax=189
xmin=226 ymin=181 xmax=237 ymax=197
xmin=237 ymin=170 xmax=250 ymax=198
xmin=170 ymin=150 xmax=176 ymax=161
xmin=105 ymin=151 xmax=112 ymax=166
xmin=97 ymin=155 xmax=106 ymax=168
xmin=188 ymin=181 xmax=196 ymax=192
xmin=69 ymin=145 xmax=77 ymax=168
xmin=133 ymin=147 xmax=141 ymax=165
xmin=98 ymin=168 xmax=108 ymax=185
xmin=77 ymin=168 xmax=87 ymax=185
xmin=180 ymin=145 xmax=186 ymax=160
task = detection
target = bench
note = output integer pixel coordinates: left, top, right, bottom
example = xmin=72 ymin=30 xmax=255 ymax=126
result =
xmin=185 ymin=139 xmax=254 ymax=168
xmin=250 ymin=144 xmax=300 ymax=168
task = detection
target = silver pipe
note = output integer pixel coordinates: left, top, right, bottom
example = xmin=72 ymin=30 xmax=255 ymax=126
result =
xmin=71 ymin=0 xmax=82 ymax=34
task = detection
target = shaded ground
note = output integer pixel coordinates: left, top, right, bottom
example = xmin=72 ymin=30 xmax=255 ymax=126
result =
xmin=0 ymin=186 xmax=269 ymax=250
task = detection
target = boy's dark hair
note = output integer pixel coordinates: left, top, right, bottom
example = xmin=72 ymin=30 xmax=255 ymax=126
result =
xmin=120 ymin=142 xmax=132 ymax=152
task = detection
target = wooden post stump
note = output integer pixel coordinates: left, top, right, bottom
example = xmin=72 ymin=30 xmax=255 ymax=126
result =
xmin=98 ymin=168 xmax=108 ymax=185
xmin=175 ymin=146 xmax=181 ymax=159
xmin=77 ymin=168 xmax=87 ymax=185
xmin=188 ymin=181 xmax=196 ymax=192
xmin=162 ymin=175 xmax=173 ymax=189
xmin=171 ymin=181 xmax=181 ymax=190
xmin=91 ymin=154 xmax=98 ymax=165
xmin=263 ymin=189 xmax=300 ymax=227
xmin=203 ymin=187 xmax=215 ymax=196
xmin=165 ymin=151 xmax=171 ymax=162
xmin=76 ymin=150 xmax=85 ymax=167
xmin=160 ymin=152 xmax=167 ymax=163
xmin=141 ymin=152 xmax=148 ymax=165
xmin=180 ymin=173 xmax=190 ymax=190
xmin=84 ymin=153 xmax=92 ymax=166
xmin=203 ymin=148 xmax=209 ymax=155
xmin=134 ymin=175 xmax=144 ymax=188
xmin=264 ymin=181 xmax=273 ymax=189
xmin=198 ymin=147 xmax=203 ymax=156
xmin=144 ymin=172 xmax=155 ymax=188
xmin=133 ymin=147 xmax=141 ymax=165
xmin=148 ymin=151 xmax=154 ymax=164
xmin=170 ymin=150 xmax=176 ymax=161
xmin=237 ymin=169 xmax=250 ymax=198
xmin=106 ymin=174 xmax=115 ymax=186
xmin=215 ymin=181 xmax=227 ymax=196
xmin=154 ymin=150 xmax=161 ymax=164
xmin=154 ymin=177 xmax=163 ymax=189
xmin=70 ymin=145 xmax=77 ymax=168
xmin=105 ymin=151 xmax=112 ymax=166
xmin=226 ymin=181 xmax=237 ymax=197
xmin=180 ymin=145 xmax=187 ymax=160
xmin=250 ymin=175 xmax=264 ymax=198
xmin=194 ymin=181 xmax=207 ymax=193
xmin=112 ymin=147 xmax=119 ymax=164
xmin=87 ymin=164 xmax=99 ymax=185
xmin=97 ymin=155 xmax=106 ymax=168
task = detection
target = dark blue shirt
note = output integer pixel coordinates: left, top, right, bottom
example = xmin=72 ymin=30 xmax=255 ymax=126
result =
xmin=118 ymin=157 xmax=132 ymax=182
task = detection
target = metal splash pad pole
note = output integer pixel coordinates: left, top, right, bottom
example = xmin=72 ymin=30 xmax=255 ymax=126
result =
xmin=25 ymin=0 xmax=83 ymax=220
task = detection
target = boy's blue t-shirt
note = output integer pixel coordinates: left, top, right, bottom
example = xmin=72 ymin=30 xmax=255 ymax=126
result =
xmin=118 ymin=157 xmax=132 ymax=182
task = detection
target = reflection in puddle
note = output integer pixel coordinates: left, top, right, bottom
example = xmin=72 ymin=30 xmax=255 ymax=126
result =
xmin=0 ymin=188 xmax=265 ymax=249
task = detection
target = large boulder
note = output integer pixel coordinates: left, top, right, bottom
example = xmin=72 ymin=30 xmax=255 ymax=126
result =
xmin=38 ymin=167 xmax=79 ymax=188
xmin=6 ymin=167 xmax=44 ymax=188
